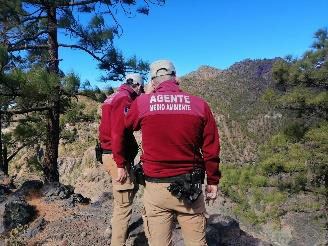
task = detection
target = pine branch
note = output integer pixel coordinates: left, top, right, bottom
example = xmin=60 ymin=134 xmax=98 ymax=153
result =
xmin=0 ymin=79 xmax=21 ymax=97
xmin=12 ymin=31 xmax=49 ymax=47
xmin=57 ymin=0 xmax=100 ymax=7
xmin=7 ymin=142 xmax=30 ymax=163
xmin=21 ymin=15 xmax=48 ymax=24
xmin=0 ymin=106 xmax=51 ymax=115
xmin=104 ymin=5 xmax=123 ymax=36
xmin=59 ymin=43 xmax=103 ymax=62
xmin=145 ymin=0 xmax=165 ymax=6
xmin=7 ymin=44 xmax=49 ymax=52
xmin=0 ymin=93 xmax=22 ymax=97
xmin=19 ymin=6 xmax=44 ymax=18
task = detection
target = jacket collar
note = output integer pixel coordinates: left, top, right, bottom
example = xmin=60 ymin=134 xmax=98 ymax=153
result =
xmin=119 ymin=84 xmax=138 ymax=100
xmin=154 ymin=80 xmax=182 ymax=93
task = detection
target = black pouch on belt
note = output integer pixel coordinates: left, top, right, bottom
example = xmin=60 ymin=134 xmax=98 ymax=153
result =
xmin=95 ymin=141 xmax=103 ymax=164
xmin=167 ymin=168 xmax=205 ymax=204
xmin=130 ymin=161 xmax=145 ymax=186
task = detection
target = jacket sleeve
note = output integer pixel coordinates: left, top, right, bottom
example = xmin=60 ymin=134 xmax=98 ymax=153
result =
xmin=111 ymin=96 xmax=131 ymax=168
xmin=202 ymin=102 xmax=221 ymax=185
xmin=99 ymin=103 xmax=110 ymax=147
xmin=125 ymin=99 xmax=141 ymax=131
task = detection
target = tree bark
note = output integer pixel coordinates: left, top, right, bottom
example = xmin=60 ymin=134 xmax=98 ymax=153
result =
xmin=2 ymin=144 xmax=8 ymax=175
xmin=43 ymin=4 xmax=60 ymax=183
xmin=0 ymin=112 xmax=3 ymax=173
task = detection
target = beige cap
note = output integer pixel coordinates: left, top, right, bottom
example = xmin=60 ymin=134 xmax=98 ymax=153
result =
xmin=125 ymin=73 xmax=144 ymax=86
xmin=150 ymin=60 xmax=176 ymax=79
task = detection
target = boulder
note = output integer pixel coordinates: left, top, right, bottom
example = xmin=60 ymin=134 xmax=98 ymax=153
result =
xmin=15 ymin=180 xmax=43 ymax=198
xmin=3 ymin=197 xmax=36 ymax=231
xmin=41 ymin=182 xmax=74 ymax=200
xmin=66 ymin=193 xmax=91 ymax=207
xmin=206 ymin=214 xmax=272 ymax=246
xmin=0 ymin=185 xmax=11 ymax=205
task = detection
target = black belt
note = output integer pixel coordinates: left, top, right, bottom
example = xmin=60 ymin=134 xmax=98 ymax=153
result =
xmin=145 ymin=174 xmax=191 ymax=183
xmin=102 ymin=149 xmax=112 ymax=154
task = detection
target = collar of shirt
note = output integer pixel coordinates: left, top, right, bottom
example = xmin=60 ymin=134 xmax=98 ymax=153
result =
xmin=154 ymin=80 xmax=181 ymax=93
xmin=118 ymin=84 xmax=138 ymax=100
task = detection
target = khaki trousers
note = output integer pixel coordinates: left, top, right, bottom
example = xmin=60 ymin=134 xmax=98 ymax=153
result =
xmin=103 ymin=154 xmax=136 ymax=246
xmin=143 ymin=181 xmax=207 ymax=246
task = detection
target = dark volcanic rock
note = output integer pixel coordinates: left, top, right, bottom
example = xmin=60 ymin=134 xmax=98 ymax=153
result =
xmin=41 ymin=182 xmax=90 ymax=208
xmin=0 ymin=185 xmax=11 ymax=196
xmin=66 ymin=193 xmax=91 ymax=207
xmin=0 ymin=185 xmax=11 ymax=203
xmin=41 ymin=182 xmax=74 ymax=199
xmin=42 ymin=182 xmax=76 ymax=202
xmin=205 ymin=214 xmax=272 ymax=246
xmin=15 ymin=180 xmax=43 ymax=197
xmin=3 ymin=197 xmax=36 ymax=231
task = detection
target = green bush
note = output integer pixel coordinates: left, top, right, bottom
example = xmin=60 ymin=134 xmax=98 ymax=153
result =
xmin=260 ymin=154 xmax=285 ymax=175
xmin=60 ymin=128 xmax=78 ymax=143
xmin=292 ymin=173 xmax=307 ymax=192
xmin=27 ymin=156 xmax=43 ymax=174
xmin=252 ymin=175 xmax=268 ymax=187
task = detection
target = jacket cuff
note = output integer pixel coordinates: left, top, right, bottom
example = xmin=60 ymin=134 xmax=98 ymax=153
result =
xmin=207 ymin=178 xmax=220 ymax=185
xmin=205 ymin=159 xmax=221 ymax=185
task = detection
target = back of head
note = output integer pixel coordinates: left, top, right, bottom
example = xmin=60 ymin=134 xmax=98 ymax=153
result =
xmin=150 ymin=60 xmax=176 ymax=88
xmin=125 ymin=73 xmax=144 ymax=86
xmin=150 ymin=60 xmax=176 ymax=79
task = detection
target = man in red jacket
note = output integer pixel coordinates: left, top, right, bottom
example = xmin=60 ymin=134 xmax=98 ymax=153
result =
xmin=98 ymin=73 xmax=144 ymax=246
xmin=125 ymin=60 xmax=221 ymax=246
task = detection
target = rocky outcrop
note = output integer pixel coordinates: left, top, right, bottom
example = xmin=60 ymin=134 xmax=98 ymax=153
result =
xmin=58 ymin=147 xmax=112 ymax=202
xmin=3 ymin=197 xmax=36 ymax=231
xmin=0 ymin=180 xmax=90 ymax=241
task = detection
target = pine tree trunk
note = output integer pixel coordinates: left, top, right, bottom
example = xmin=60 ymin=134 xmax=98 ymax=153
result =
xmin=43 ymin=4 xmax=60 ymax=183
xmin=2 ymin=144 xmax=8 ymax=175
xmin=0 ymin=112 xmax=4 ymax=173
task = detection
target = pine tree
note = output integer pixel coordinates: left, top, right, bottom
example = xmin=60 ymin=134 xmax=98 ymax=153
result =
xmin=0 ymin=0 xmax=164 ymax=182
xmin=268 ymin=28 xmax=328 ymax=221
xmin=271 ymin=28 xmax=328 ymax=120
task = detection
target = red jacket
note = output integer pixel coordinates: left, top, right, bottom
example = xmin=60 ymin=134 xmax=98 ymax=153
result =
xmin=99 ymin=85 xmax=138 ymax=168
xmin=125 ymin=80 xmax=221 ymax=185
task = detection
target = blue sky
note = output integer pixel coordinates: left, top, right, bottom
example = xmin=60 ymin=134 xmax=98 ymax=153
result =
xmin=59 ymin=0 xmax=328 ymax=88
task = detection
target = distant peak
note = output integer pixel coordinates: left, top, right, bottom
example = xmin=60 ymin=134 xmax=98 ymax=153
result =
xmin=197 ymin=65 xmax=221 ymax=73
xmin=185 ymin=65 xmax=222 ymax=80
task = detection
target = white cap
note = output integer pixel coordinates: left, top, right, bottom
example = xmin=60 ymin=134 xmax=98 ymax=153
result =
xmin=150 ymin=60 xmax=176 ymax=79
xmin=125 ymin=73 xmax=144 ymax=86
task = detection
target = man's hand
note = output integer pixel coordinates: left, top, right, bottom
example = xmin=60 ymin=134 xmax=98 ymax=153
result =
xmin=205 ymin=185 xmax=218 ymax=202
xmin=115 ymin=167 xmax=127 ymax=184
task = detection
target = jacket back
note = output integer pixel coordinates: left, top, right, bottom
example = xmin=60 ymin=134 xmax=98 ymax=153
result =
xmin=99 ymin=85 xmax=138 ymax=167
xmin=125 ymin=80 xmax=221 ymax=185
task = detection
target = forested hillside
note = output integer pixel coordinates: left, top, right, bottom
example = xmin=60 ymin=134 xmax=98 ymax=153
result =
xmin=181 ymin=59 xmax=283 ymax=164
xmin=180 ymin=29 xmax=328 ymax=245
